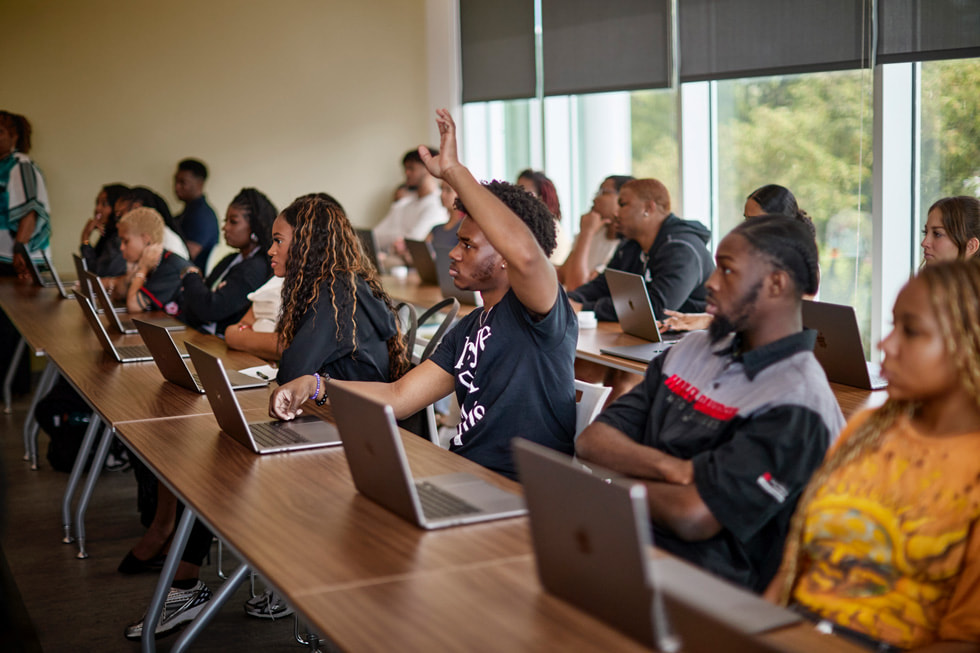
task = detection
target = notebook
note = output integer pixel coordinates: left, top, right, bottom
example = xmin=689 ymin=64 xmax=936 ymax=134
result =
xmin=133 ymin=319 xmax=267 ymax=393
xmin=84 ymin=271 xmax=185 ymax=334
xmin=14 ymin=243 xmax=73 ymax=299
xmin=404 ymin=239 xmax=439 ymax=285
xmin=513 ymin=439 xmax=799 ymax=652
xmin=432 ymin=244 xmax=483 ymax=307
xmin=802 ymin=300 xmax=887 ymax=390
xmin=329 ymin=380 xmax=525 ymax=529
xmin=187 ymin=343 xmax=340 ymax=454
xmin=74 ymin=294 xmax=186 ymax=363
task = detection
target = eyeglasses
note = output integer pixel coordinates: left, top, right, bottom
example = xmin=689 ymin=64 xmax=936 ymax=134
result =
xmin=594 ymin=189 xmax=617 ymax=199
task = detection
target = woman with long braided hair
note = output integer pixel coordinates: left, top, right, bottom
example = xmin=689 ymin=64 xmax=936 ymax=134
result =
xmin=180 ymin=187 xmax=276 ymax=334
xmin=274 ymin=192 xmax=410 ymax=384
xmin=766 ymin=258 xmax=980 ymax=652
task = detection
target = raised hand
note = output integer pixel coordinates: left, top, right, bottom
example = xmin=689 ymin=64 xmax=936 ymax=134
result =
xmin=418 ymin=109 xmax=462 ymax=180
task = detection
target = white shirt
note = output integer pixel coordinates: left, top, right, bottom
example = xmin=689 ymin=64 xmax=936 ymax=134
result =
xmin=373 ymin=191 xmax=446 ymax=253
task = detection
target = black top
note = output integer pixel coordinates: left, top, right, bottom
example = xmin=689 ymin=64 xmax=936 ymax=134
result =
xmin=182 ymin=251 xmax=271 ymax=335
xmin=178 ymin=195 xmax=219 ymax=269
xmin=139 ymin=251 xmax=189 ymax=316
xmin=568 ymin=214 xmax=714 ymax=321
xmin=276 ymin=275 xmax=397 ymax=385
xmin=80 ymin=226 xmax=127 ymax=277
xmin=596 ymin=329 xmax=845 ymax=592
xmin=428 ymin=287 xmax=577 ymax=480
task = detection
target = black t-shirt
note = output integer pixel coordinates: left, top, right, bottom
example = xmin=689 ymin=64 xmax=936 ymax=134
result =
xmin=182 ymin=251 xmax=271 ymax=335
xmin=139 ymin=251 xmax=189 ymax=315
xmin=276 ymin=276 xmax=397 ymax=384
xmin=428 ymin=287 xmax=577 ymax=480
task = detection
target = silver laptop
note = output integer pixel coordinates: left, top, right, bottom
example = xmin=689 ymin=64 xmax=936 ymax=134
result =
xmin=329 ymin=380 xmax=524 ymax=529
xmin=14 ymin=243 xmax=73 ymax=299
xmin=404 ymin=239 xmax=439 ymax=285
xmin=74 ymin=294 xmax=185 ymax=363
xmin=513 ymin=439 xmax=799 ymax=652
xmin=605 ymin=269 xmax=682 ymax=344
xmin=134 ymin=319 xmax=267 ymax=394
xmin=71 ymin=253 xmax=93 ymax=302
xmin=187 ymin=342 xmax=340 ymax=454
xmin=432 ymin=245 xmax=483 ymax=307
xmin=84 ymin=270 xmax=184 ymax=334
xmin=802 ymin=300 xmax=887 ymax=390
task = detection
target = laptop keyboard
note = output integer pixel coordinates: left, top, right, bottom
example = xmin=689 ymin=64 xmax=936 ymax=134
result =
xmin=416 ymin=481 xmax=481 ymax=519
xmin=866 ymin=363 xmax=888 ymax=389
xmin=249 ymin=421 xmax=309 ymax=447
xmin=117 ymin=345 xmax=151 ymax=359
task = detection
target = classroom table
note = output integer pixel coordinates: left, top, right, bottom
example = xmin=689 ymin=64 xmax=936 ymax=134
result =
xmin=381 ymin=272 xmax=478 ymax=317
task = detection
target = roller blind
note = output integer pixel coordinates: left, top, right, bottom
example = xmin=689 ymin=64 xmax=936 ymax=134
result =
xmin=878 ymin=0 xmax=980 ymax=64
xmin=459 ymin=0 xmax=536 ymax=103
xmin=541 ymin=0 xmax=671 ymax=96
xmin=679 ymin=0 xmax=872 ymax=82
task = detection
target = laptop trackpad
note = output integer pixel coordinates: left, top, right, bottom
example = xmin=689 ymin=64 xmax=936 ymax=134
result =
xmin=285 ymin=417 xmax=341 ymax=444
xmin=423 ymin=472 xmax=525 ymax=513
xmin=651 ymin=557 xmax=801 ymax=634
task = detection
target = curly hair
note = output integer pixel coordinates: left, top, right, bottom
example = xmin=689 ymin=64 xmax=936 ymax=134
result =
xmin=118 ymin=207 xmax=165 ymax=245
xmin=276 ymin=193 xmax=410 ymax=381
xmin=454 ymin=180 xmax=558 ymax=257
xmin=228 ymin=188 xmax=277 ymax=256
xmin=775 ymin=257 xmax=980 ymax=606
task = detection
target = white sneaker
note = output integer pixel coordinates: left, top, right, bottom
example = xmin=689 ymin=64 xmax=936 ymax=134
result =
xmin=124 ymin=581 xmax=212 ymax=640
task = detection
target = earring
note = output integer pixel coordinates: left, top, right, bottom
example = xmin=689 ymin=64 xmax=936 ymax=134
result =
xmin=250 ymin=233 xmax=258 ymax=242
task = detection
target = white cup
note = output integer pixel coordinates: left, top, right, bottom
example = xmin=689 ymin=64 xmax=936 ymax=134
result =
xmin=577 ymin=310 xmax=597 ymax=329
xmin=391 ymin=265 xmax=409 ymax=280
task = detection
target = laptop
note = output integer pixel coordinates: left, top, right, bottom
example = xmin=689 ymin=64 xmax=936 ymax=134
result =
xmin=74 ymin=294 xmax=187 ymax=363
xmin=513 ymin=439 xmax=799 ymax=652
xmin=432 ymin=245 xmax=483 ymax=307
xmin=71 ymin=254 xmax=94 ymax=302
xmin=605 ymin=269 xmax=683 ymax=344
xmin=328 ymin=380 xmax=525 ymax=529
xmin=187 ymin=342 xmax=341 ymax=454
xmin=355 ymin=228 xmax=384 ymax=274
xmin=802 ymin=300 xmax=887 ymax=390
xmin=84 ymin=270 xmax=185 ymax=334
xmin=14 ymin=243 xmax=73 ymax=299
xmin=134 ymin=319 xmax=267 ymax=393
xmin=404 ymin=239 xmax=439 ymax=285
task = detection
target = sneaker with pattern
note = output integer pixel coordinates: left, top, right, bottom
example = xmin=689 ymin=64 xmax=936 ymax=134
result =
xmin=124 ymin=580 xmax=212 ymax=640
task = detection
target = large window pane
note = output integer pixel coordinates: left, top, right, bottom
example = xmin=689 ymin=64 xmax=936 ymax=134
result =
xmin=630 ymin=89 xmax=679 ymax=211
xmin=714 ymin=71 xmax=874 ymax=352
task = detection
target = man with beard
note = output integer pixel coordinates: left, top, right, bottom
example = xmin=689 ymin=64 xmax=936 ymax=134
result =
xmin=575 ymin=215 xmax=844 ymax=593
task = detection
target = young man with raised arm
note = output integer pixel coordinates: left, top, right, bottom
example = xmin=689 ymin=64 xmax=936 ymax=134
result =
xmin=575 ymin=215 xmax=845 ymax=593
xmin=270 ymin=110 xmax=577 ymax=480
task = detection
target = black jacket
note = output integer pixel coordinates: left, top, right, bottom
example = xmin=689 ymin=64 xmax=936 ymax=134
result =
xmin=568 ymin=214 xmax=713 ymax=321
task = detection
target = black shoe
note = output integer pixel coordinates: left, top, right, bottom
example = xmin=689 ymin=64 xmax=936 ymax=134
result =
xmin=118 ymin=550 xmax=167 ymax=574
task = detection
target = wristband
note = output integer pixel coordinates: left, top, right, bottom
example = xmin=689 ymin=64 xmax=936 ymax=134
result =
xmin=315 ymin=372 xmax=331 ymax=406
xmin=310 ymin=372 xmax=321 ymax=401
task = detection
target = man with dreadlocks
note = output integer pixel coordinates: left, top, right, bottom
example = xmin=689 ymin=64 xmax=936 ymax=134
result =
xmin=576 ymin=214 xmax=845 ymax=594
xmin=270 ymin=109 xmax=577 ymax=481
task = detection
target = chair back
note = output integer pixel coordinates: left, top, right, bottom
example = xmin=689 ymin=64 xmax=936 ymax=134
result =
xmin=574 ymin=379 xmax=611 ymax=437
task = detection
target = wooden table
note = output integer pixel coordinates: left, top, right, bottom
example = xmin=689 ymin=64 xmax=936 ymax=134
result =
xmin=381 ymin=272 xmax=478 ymax=317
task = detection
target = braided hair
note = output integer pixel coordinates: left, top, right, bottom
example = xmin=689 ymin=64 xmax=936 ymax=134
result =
xmin=0 ymin=111 xmax=33 ymax=153
xmin=228 ymin=188 xmax=277 ymax=256
xmin=730 ymin=214 xmax=820 ymax=298
xmin=747 ymin=185 xmax=817 ymax=241
xmin=776 ymin=257 xmax=980 ymax=605
xmin=276 ymin=193 xmax=410 ymax=381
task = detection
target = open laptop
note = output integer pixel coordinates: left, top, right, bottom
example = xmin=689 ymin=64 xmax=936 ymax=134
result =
xmin=404 ymin=239 xmax=439 ymax=285
xmin=513 ymin=439 xmax=798 ymax=652
xmin=355 ymin=228 xmax=384 ymax=274
xmin=600 ymin=269 xmax=685 ymax=363
xmin=432 ymin=244 xmax=483 ymax=307
xmin=71 ymin=254 xmax=94 ymax=303
xmin=83 ymin=270 xmax=184 ymax=334
xmin=802 ymin=300 xmax=887 ymax=390
xmin=329 ymin=380 xmax=524 ymax=529
xmin=14 ymin=243 xmax=73 ymax=299
xmin=134 ymin=319 xmax=267 ymax=393
xmin=74 ymin=294 xmax=187 ymax=363
xmin=187 ymin=342 xmax=341 ymax=454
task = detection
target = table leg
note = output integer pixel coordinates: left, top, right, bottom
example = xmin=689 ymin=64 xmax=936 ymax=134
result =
xmin=141 ymin=507 xmax=195 ymax=653
xmin=74 ymin=424 xmax=115 ymax=559
xmin=23 ymin=361 xmax=58 ymax=469
xmin=4 ymin=337 xmax=26 ymax=414
xmin=170 ymin=562 xmax=250 ymax=653
xmin=60 ymin=416 xmax=104 ymax=543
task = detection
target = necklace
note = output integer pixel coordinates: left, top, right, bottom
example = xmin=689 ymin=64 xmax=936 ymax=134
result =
xmin=479 ymin=305 xmax=494 ymax=327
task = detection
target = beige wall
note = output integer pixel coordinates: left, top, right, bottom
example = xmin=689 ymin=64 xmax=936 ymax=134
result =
xmin=2 ymin=0 xmax=432 ymax=271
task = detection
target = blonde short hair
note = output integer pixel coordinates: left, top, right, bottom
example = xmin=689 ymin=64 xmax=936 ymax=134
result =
xmin=118 ymin=207 xmax=165 ymax=245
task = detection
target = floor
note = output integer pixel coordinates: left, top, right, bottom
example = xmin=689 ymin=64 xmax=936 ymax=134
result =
xmin=0 ymin=373 xmax=333 ymax=652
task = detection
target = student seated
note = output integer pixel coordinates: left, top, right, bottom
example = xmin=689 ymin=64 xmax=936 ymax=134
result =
xmin=516 ymin=169 xmax=570 ymax=263
xmin=374 ymin=147 xmax=447 ymax=260
xmin=920 ymin=195 xmax=980 ymax=265
xmin=111 ymin=207 xmax=188 ymax=314
xmin=180 ymin=188 xmax=276 ymax=335
xmin=124 ymin=192 xmax=411 ymax=639
xmin=426 ymin=180 xmax=463 ymax=251
xmin=223 ymin=276 xmax=283 ymax=361
xmin=113 ymin=186 xmax=190 ymax=261
xmin=173 ymin=158 xmax=219 ymax=269
xmin=661 ymin=184 xmax=816 ymax=333
xmin=79 ymin=183 xmax=129 ymax=277
xmin=575 ymin=215 xmax=845 ymax=593
xmin=557 ymin=175 xmax=633 ymax=291
xmin=767 ymin=258 xmax=980 ymax=652
xmin=270 ymin=109 xmax=577 ymax=481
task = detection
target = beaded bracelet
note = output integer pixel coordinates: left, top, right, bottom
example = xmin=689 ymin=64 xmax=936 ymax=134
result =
xmin=310 ymin=372 xmax=321 ymax=401
xmin=315 ymin=373 xmax=331 ymax=406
